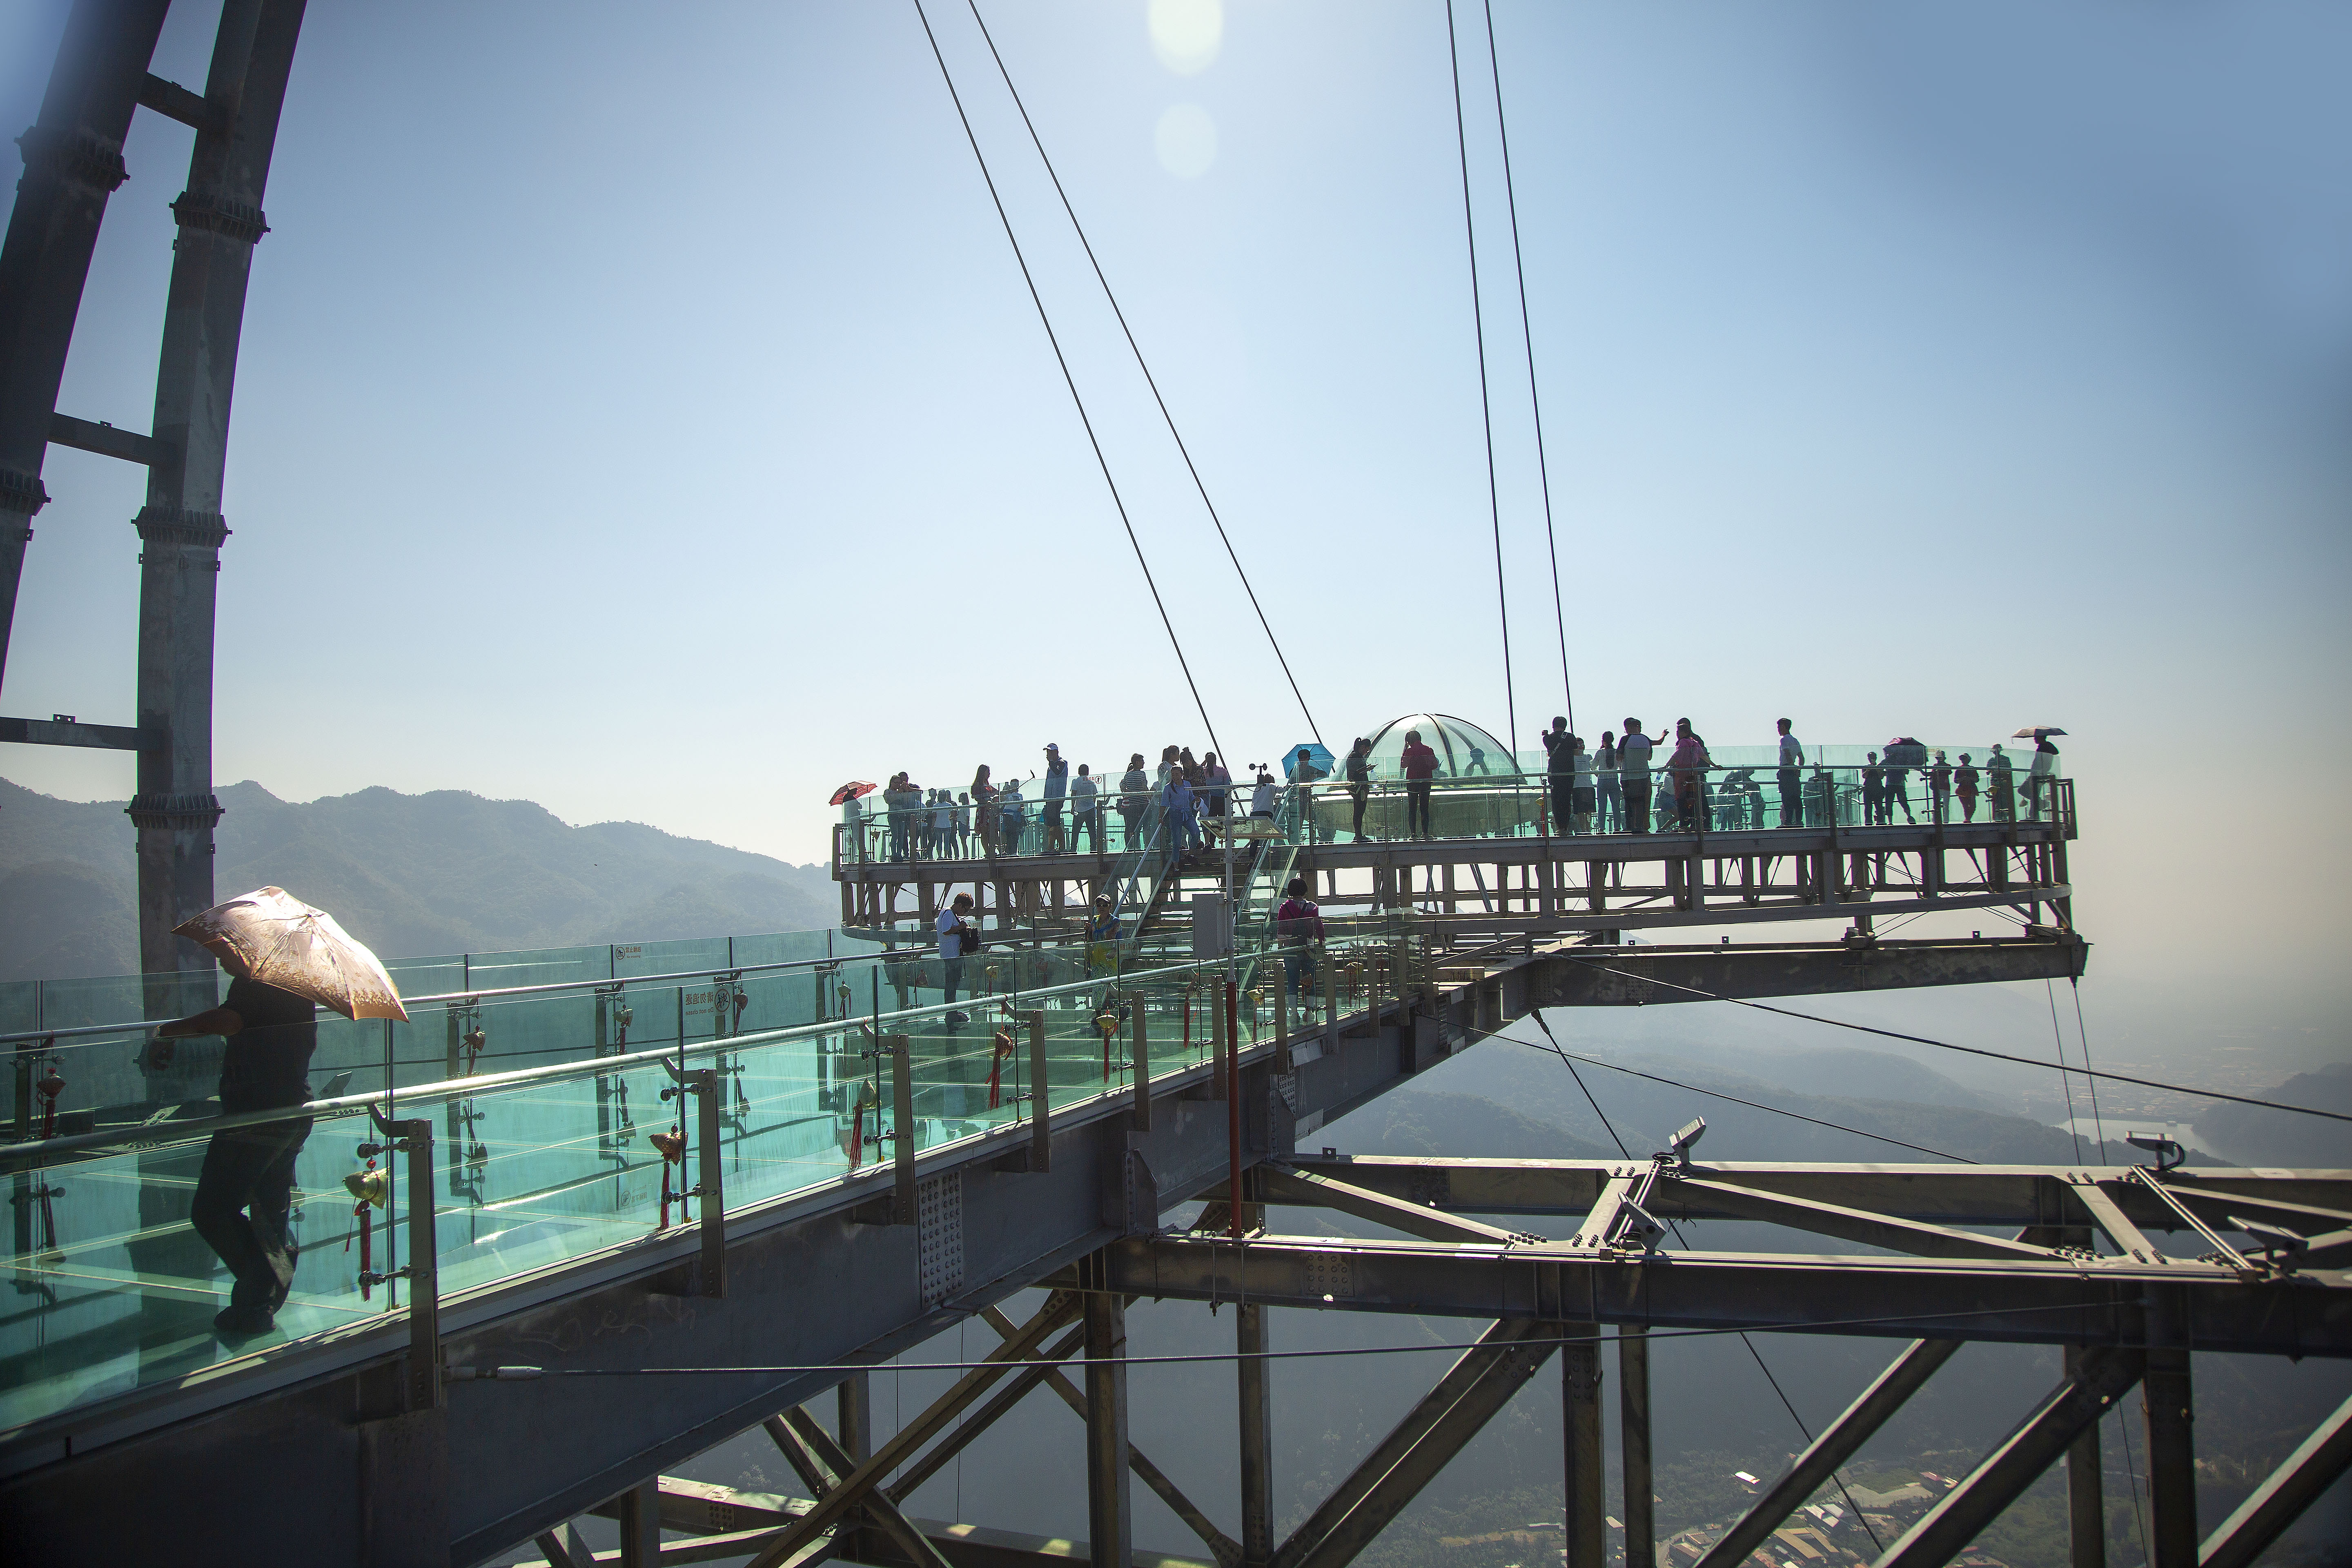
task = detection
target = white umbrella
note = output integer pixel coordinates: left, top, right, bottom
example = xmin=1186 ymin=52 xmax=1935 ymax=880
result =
xmin=173 ymin=886 xmax=410 ymax=1022
xmin=2011 ymin=726 xmax=2068 ymax=739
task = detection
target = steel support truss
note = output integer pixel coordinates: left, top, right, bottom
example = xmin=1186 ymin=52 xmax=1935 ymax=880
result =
xmin=1033 ymin=1155 xmax=2352 ymax=1568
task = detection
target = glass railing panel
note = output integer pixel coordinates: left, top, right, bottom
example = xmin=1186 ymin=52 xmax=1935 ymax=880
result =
xmin=0 ymin=1099 xmax=385 ymax=1433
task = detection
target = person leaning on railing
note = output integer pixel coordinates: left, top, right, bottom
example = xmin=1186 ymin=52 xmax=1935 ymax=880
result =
xmin=146 ymin=976 xmax=319 ymax=1339
xmin=1119 ymin=753 xmax=1149 ymax=851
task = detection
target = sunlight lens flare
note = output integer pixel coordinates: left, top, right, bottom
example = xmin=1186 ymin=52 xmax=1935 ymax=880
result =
xmin=1149 ymin=0 xmax=1222 ymax=75
xmin=1155 ymin=102 xmax=1218 ymax=179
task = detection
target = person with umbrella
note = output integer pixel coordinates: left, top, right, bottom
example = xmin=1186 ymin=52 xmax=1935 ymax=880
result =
xmin=145 ymin=888 xmax=408 ymax=1338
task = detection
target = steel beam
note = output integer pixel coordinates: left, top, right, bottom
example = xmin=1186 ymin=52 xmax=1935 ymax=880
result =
xmin=1082 ymin=1292 xmax=1132 ymax=1568
xmin=1694 ymin=1338 xmax=1960 ymax=1568
xmin=1278 ymin=1156 xmax=2352 ymax=1234
xmin=1255 ymin=1163 xmax=1527 ymax=1246
xmin=1076 ymin=1232 xmax=2352 ymax=1356
xmin=2198 ymin=1392 xmax=2352 ymax=1568
xmin=0 ymin=714 xmax=145 ymax=748
xmin=1617 ymin=1327 xmax=1653 ymax=1568
xmin=1267 ymin=1319 xmax=1545 ymax=1568
xmin=975 ymin=1306 xmax=1241 ymax=1568
xmin=885 ymin=1325 xmax=1088 ymax=1502
xmin=1669 ymin=1175 xmax=2061 ymax=1261
xmin=1876 ymin=1347 xmax=2147 ymax=1568
xmin=1278 ymin=1319 xmax=1561 ymax=1568
xmin=786 ymin=1407 xmax=955 ymax=1568
xmin=744 ymin=1292 xmax=1084 ymax=1568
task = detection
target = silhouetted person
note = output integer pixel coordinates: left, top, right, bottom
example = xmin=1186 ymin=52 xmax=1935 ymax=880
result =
xmin=1862 ymin=752 xmax=1885 ymax=825
xmin=1400 ymin=729 xmax=1439 ymax=840
xmin=1987 ymin=744 xmax=2015 ymax=822
xmin=1775 ymin=718 xmax=1805 ymax=827
xmin=1542 ymin=717 xmax=1575 ymax=835
xmin=1595 ymin=731 xmax=1621 ymax=832
xmin=1955 ymin=753 xmax=1980 ymax=822
xmin=1069 ymin=764 xmax=1100 ymax=853
xmin=1619 ymin=720 xmax=1657 ymax=834
xmin=151 ymin=976 xmax=318 ymax=1337
xmin=1344 ymin=737 xmax=1374 ymax=841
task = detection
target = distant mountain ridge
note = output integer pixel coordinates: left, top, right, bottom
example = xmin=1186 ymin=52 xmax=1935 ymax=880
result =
xmin=0 ymin=777 xmax=837 ymax=982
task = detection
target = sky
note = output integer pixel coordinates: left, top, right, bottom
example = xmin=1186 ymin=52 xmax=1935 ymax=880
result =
xmin=4 ymin=0 xmax=2350 ymax=1069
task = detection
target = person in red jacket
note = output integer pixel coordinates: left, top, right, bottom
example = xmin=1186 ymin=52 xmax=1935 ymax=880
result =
xmin=1400 ymin=729 xmax=1440 ymax=840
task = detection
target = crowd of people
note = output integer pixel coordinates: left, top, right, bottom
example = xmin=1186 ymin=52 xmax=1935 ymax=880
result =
xmin=849 ymin=725 xmax=2063 ymax=862
xmin=1532 ymin=718 xmax=2061 ymax=836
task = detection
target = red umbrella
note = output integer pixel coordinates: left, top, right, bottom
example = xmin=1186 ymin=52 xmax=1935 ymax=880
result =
xmin=829 ymin=781 xmax=878 ymax=806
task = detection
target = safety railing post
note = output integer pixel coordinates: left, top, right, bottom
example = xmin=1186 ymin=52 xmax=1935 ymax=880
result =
xmin=1130 ymin=1006 xmax=1151 ymax=1131
xmin=694 ymin=1067 xmax=726 ymax=1293
xmin=368 ymin=1105 xmax=442 ymax=1411
xmin=888 ymin=1035 xmax=916 ymax=1224
xmin=1027 ymin=1011 xmax=1051 ymax=1172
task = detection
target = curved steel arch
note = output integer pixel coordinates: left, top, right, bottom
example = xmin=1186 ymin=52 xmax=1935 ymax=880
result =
xmin=0 ymin=0 xmax=309 ymax=987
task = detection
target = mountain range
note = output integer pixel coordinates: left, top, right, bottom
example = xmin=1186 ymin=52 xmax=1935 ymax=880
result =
xmin=0 ymin=776 xmax=838 ymax=981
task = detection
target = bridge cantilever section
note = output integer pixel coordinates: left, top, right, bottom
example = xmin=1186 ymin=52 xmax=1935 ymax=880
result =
xmin=2 ymin=924 xmax=2099 ymax=1566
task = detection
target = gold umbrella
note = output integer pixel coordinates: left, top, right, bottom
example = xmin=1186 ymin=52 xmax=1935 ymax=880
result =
xmin=173 ymin=886 xmax=410 ymax=1022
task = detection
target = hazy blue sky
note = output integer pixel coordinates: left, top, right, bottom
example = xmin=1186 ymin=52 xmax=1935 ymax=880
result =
xmin=4 ymin=1 xmax=2349 ymax=1037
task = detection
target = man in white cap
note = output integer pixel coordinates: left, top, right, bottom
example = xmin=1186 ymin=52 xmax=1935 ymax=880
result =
xmin=1041 ymin=743 xmax=1069 ymax=853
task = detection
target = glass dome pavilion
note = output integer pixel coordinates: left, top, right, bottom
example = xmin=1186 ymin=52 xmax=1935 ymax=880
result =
xmin=1359 ymin=713 xmax=1518 ymax=780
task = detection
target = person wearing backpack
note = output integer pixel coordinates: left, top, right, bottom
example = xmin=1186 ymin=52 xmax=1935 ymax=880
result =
xmin=937 ymin=893 xmax=980 ymax=1015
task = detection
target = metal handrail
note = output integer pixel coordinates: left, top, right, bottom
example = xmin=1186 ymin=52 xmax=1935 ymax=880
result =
xmin=0 ymin=934 xmax=1404 ymax=1173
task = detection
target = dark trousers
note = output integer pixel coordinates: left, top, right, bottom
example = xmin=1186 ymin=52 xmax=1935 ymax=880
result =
xmin=1071 ymin=812 xmax=1098 ymax=853
xmin=1624 ymin=780 xmax=1652 ymax=833
xmin=1406 ymin=781 xmax=1432 ymax=839
xmin=192 ymin=1114 xmax=313 ymax=1312
xmin=944 ymin=956 xmax=965 ymax=1007
xmin=1778 ymin=768 xmax=1801 ymax=826
xmin=1549 ymin=775 xmax=1574 ymax=834
xmin=1350 ymin=785 xmax=1369 ymax=840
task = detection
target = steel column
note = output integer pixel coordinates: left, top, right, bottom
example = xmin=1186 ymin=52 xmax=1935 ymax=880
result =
xmin=2065 ymin=1345 xmax=2106 ymax=1568
xmin=132 ymin=0 xmax=307 ymax=983
xmin=1239 ymin=1302 xmax=1273 ymax=1568
xmin=1618 ymin=1326 xmax=1653 ymax=1568
xmin=2144 ymin=1348 xmax=2197 ymax=1567
xmin=1083 ymin=1292 xmax=1132 ymax=1568
xmin=616 ymin=1477 xmax=660 ymax=1568
xmin=0 ymin=0 xmax=173 ymax=679
xmin=1694 ymin=1338 xmax=1960 ymax=1568
xmin=837 ymin=1372 xmax=873 ymax=1464
xmin=1563 ymin=1322 xmax=1605 ymax=1568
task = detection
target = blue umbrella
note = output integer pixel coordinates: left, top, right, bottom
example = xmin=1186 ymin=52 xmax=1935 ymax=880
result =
xmin=1283 ymin=742 xmax=1336 ymax=781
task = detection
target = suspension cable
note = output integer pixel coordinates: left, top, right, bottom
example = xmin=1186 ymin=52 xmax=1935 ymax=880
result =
xmin=1444 ymin=0 xmax=1519 ymax=761
xmin=1551 ymin=953 xmax=2352 ymax=1125
xmin=2047 ymin=979 xmax=2085 ymax=1165
xmin=2070 ymin=978 xmax=2111 ymax=1164
xmin=1481 ymin=0 xmax=1572 ymax=738
xmin=965 ymin=1 xmax=1322 ymax=748
xmin=911 ymin=0 xmax=1222 ymax=761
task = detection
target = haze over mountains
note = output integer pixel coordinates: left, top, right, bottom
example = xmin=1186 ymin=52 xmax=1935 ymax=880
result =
xmin=0 ymin=776 xmax=837 ymax=980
